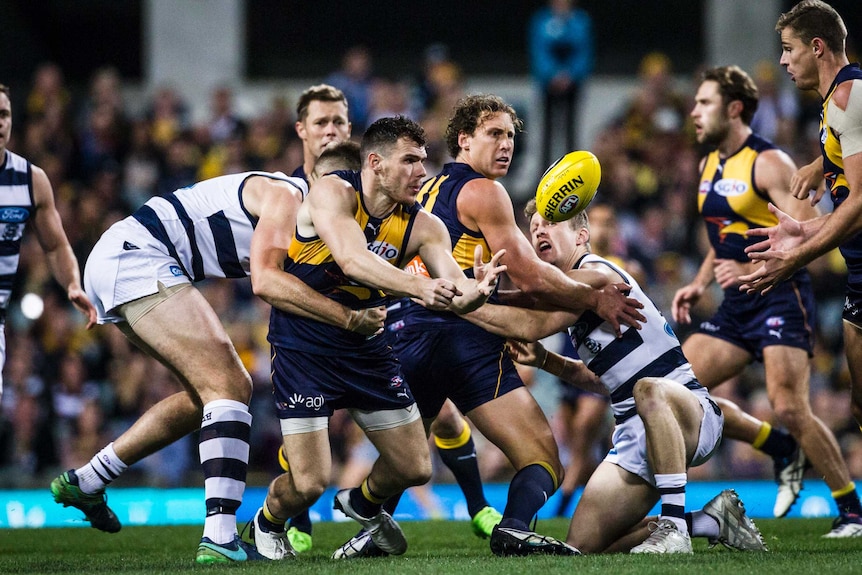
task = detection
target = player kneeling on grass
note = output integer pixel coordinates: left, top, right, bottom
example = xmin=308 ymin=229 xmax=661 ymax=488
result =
xmin=464 ymin=201 xmax=767 ymax=554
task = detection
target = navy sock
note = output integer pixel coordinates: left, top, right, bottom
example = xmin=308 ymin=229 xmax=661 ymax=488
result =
xmin=436 ymin=435 xmax=489 ymax=517
xmin=382 ymin=491 xmax=404 ymax=516
xmin=288 ymin=509 xmax=312 ymax=534
xmin=759 ymin=427 xmax=796 ymax=460
xmin=499 ymin=463 xmax=556 ymax=530
xmin=349 ymin=485 xmax=383 ymax=519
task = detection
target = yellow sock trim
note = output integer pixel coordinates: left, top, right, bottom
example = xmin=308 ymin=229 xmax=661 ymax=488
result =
xmin=532 ymin=460 xmax=560 ymax=491
xmin=361 ymin=478 xmax=387 ymax=504
xmin=434 ymin=418 xmax=471 ymax=450
xmin=263 ymin=500 xmax=286 ymax=525
xmin=277 ymin=446 xmax=289 ymax=472
xmin=751 ymin=421 xmax=772 ymax=450
xmin=832 ymin=482 xmax=856 ymax=499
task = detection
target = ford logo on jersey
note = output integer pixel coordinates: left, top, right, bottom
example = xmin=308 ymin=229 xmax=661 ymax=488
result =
xmin=0 ymin=207 xmax=30 ymax=223
xmin=713 ymin=179 xmax=748 ymax=196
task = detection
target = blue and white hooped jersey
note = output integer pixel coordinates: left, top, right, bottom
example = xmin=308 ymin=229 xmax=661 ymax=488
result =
xmin=128 ymin=171 xmax=307 ymax=281
xmin=568 ymin=253 xmax=700 ymax=423
xmin=0 ymin=150 xmax=35 ymax=311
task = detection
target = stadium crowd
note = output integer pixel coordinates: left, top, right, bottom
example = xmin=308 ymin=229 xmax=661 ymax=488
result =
xmin=0 ymin=45 xmax=858 ymax=495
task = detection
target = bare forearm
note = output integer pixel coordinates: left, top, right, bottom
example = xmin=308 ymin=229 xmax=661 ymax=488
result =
xmin=254 ymin=271 xmax=351 ymax=329
xmin=797 ymin=209 xmax=858 ymax=266
xmin=44 ymin=246 xmax=83 ymax=293
xmin=510 ymin=263 xmax=597 ymax=313
xmin=466 ymin=304 xmax=572 ymax=341
xmin=340 ymin=254 xmax=420 ymax=299
xmin=541 ymin=350 xmax=606 ymax=395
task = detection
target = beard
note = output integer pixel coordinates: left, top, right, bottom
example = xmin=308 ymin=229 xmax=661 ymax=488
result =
xmin=699 ymin=121 xmax=730 ymax=148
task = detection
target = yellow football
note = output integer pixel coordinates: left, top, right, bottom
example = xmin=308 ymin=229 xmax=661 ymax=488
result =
xmin=535 ymin=150 xmax=601 ymax=222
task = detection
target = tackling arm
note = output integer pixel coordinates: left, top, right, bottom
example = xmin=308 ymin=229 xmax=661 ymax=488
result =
xmin=248 ymin=177 xmax=384 ymax=335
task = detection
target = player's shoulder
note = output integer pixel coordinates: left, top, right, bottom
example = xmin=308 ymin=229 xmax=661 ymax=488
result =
xmin=830 ymin=77 xmax=862 ymax=111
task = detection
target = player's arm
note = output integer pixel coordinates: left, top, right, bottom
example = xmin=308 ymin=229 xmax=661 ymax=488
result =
xmin=248 ymin=177 xmax=383 ymax=335
xmin=790 ymin=155 xmax=825 ymax=204
xmin=458 ymin=178 xmax=644 ymax=334
xmin=759 ymin=148 xmax=821 ymax=223
xmin=671 ymin=247 xmax=715 ymax=325
xmin=466 ymin=265 xmax=610 ymax=340
xmin=785 ymin=81 xmax=862 ymax=265
xmin=30 ymin=166 xmax=96 ymax=328
xmin=507 ymin=340 xmax=606 ymax=395
xmin=310 ymin=175 xmax=459 ymax=310
xmin=412 ymin=211 xmax=506 ymax=314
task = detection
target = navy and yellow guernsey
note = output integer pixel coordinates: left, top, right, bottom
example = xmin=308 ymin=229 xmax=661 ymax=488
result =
xmin=821 ymin=63 xmax=862 ymax=293
xmin=267 ymin=170 xmax=420 ymax=355
xmin=393 ymin=162 xmax=496 ymax=327
xmin=699 ymin=133 xmax=807 ymax=296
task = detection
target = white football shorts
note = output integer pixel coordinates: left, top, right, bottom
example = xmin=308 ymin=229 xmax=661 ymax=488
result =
xmin=84 ymin=219 xmax=191 ymax=324
xmin=604 ymin=387 xmax=723 ymax=486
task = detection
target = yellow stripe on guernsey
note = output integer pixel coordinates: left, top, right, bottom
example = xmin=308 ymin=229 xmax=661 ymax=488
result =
xmin=698 ymin=145 xmax=777 ymax=234
xmin=418 ymin=173 xmax=492 ymax=272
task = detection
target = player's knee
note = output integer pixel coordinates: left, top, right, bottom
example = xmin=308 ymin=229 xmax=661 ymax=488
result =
xmin=633 ymin=377 xmax=664 ymax=414
xmin=400 ymin=456 xmax=433 ymax=488
xmin=772 ymin=399 xmax=810 ymax=433
xmin=290 ymin=474 xmax=328 ymax=506
xmin=430 ymin=414 xmax=463 ymax=438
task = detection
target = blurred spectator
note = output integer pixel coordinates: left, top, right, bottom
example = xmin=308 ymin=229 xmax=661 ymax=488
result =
xmin=50 ymin=351 xmax=105 ymax=470
xmin=749 ymin=60 xmax=800 ymax=151
xmin=122 ymin=119 xmax=160 ymax=209
xmin=529 ymin=0 xmax=594 ymax=167
xmin=613 ymin=52 xmax=689 ymax=160
xmin=325 ymin=45 xmax=375 ymax=132
xmin=25 ymin=63 xmax=71 ymax=125
xmin=202 ymin=84 xmax=246 ymax=145
xmin=144 ymin=84 xmax=191 ymax=154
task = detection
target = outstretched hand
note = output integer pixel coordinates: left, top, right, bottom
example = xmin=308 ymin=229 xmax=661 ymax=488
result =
xmin=472 ymin=245 xmax=507 ymax=296
xmin=738 ymin=203 xmax=805 ymax=295
xmin=506 ymin=339 xmax=545 ymax=368
xmin=594 ymin=283 xmax=645 ymax=338
xmin=671 ymin=283 xmax=703 ymax=325
xmin=69 ymin=287 xmax=97 ymax=329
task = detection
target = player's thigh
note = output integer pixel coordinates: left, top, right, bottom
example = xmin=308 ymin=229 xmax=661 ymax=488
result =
xmin=681 ymin=333 xmax=751 ymax=388
xmin=844 ymin=321 xmax=862 ymax=399
xmin=467 ymin=387 xmax=559 ymax=471
xmin=126 ymin=285 xmax=248 ymax=390
xmin=762 ymin=344 xmax=812 ymax=408
xmin=567 ymin=461 xmax=656 ymax=553
xmin=364 ymin=416 xmax=430 ymax=473
xmin=281 ymin=428 xmax=332 ymax=490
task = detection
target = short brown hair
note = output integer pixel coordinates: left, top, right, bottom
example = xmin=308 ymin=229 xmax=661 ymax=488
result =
xmin=776 ymin=0 xmax=847 ymax=54
xmin=361 ymin=116 xmax=426 ymax=163
xmin=0 ymin=84 xmax=9 ymax=98
xmin=445 ymin=94 xmax=523 ymax=159
xmin=295 ymin=84 xmax=348 ymax=121
xmin=701 ymin=65 xmax=759 ymax=125
xmin=314 ymin=140 xmax=361 ymax=176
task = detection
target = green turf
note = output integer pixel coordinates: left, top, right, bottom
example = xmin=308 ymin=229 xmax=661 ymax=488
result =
xmin=1 ymin=518 xmax=861 ymax=574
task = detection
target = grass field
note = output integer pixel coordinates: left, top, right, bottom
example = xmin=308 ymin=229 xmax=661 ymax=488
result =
xmin=2 ymin=517 xmax=862 ymax=575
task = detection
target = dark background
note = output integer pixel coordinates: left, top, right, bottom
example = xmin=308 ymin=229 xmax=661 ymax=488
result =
xmin=0 ymin=0 xmax=858 ymax=89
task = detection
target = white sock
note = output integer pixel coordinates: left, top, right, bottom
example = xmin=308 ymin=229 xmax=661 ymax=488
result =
xmin=655 ymin=472 xmax=688 ymax=534
xmin=200 ymin=399 xmax=251 ymax=544
xmin=76 ymin=443 xmax=128 ymax=494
